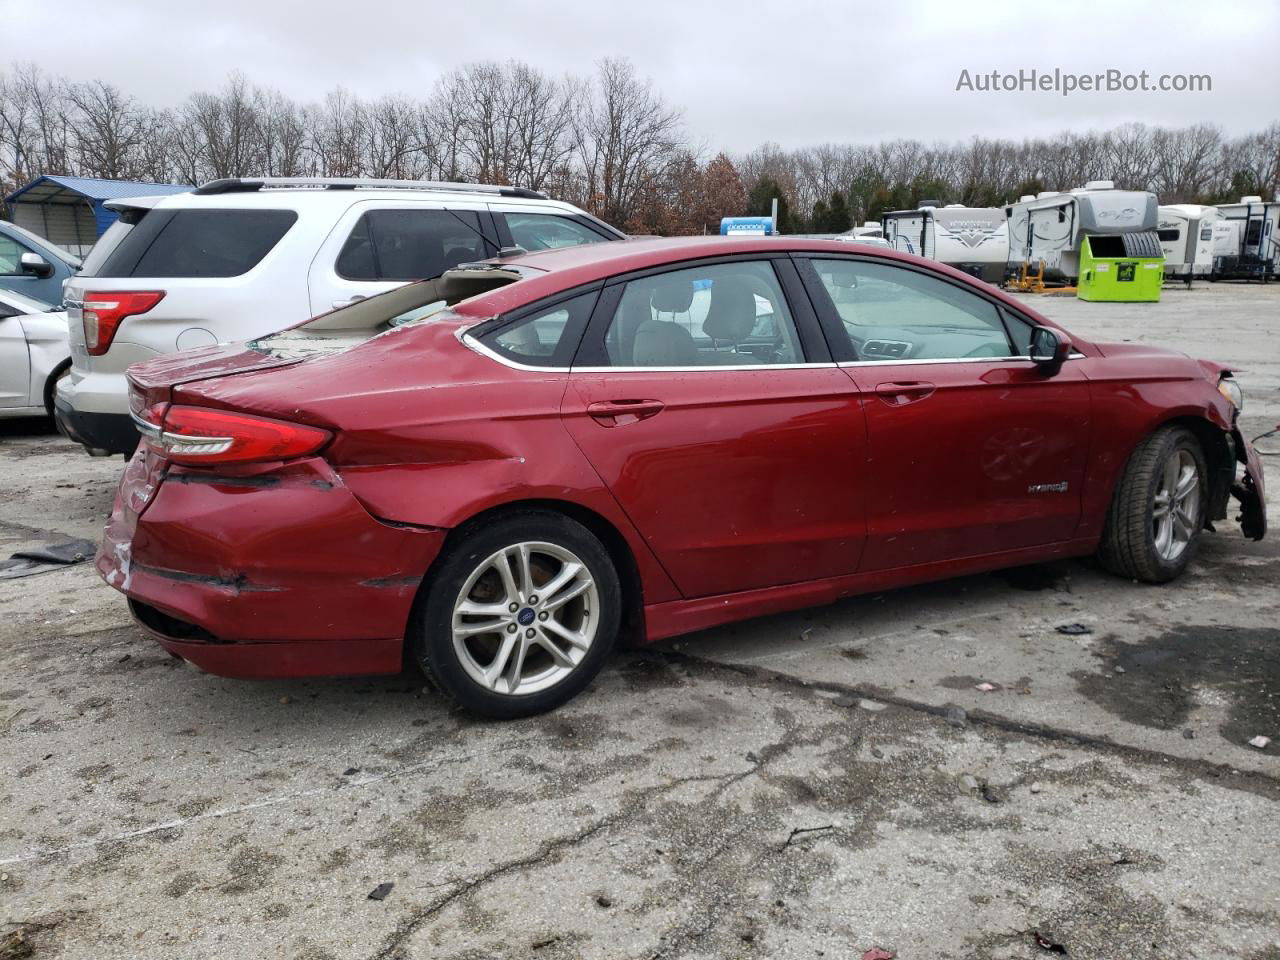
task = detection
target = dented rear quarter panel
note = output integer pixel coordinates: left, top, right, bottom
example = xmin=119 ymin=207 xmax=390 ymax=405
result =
xmin=172 ymin=320 xmax=683 ymax=605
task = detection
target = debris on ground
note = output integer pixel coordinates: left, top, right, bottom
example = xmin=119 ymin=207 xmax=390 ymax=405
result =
xmin=975 ymin=682 xmax=997 ymax=692
xmin=1248 ymin=735 xmax=1271 ymax=750
xmin=1031 ymin=930 xmax=1068 ymax=953
xmin=595 ymin=895 xmax=612 ymax=909
xmin=0 ymin=928 xmax=33 ymax=960
xmin=0 ymin=538 xmax=98 ymax=580
xmin=959 ymin=774 xmax=981 ymax=793
xmin=1183 ymin=729 xmax=1196 ymax=740
xmin=367 ymin=882 xmax=394 ymax=901
xmin=342 ymin=767 xmax=360 ymax=776
xmin=1055 ymin=623 xmax=1092 ymax=636
xmin=1029 ymin=781 xmax=1043 ymax=794
xmin=833 ymin=695 xmax=857 ymax=708
xmin=861 ymin=948 xmax=896 ymax=960
xmin=944 ymin=705 xmax=968 ymax=727
xmin=780 ymin=825 xmax=835 ymax=850
xmin=859 ymin=699 xmax=887 ymax=712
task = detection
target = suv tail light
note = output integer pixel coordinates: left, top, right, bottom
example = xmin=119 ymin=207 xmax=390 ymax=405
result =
xmin=138 ymin=405 xmax=331 ymax=466
xmin=83 ymin=291 xmax=165 ymax=356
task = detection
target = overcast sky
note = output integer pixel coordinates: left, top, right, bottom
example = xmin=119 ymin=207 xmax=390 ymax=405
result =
xmin=3 ymin=0 xmax=1276 ymax=152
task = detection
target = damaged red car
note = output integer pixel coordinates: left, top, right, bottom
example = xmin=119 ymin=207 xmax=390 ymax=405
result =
xmin=99 ymin=237 xmax=1267 ymax=717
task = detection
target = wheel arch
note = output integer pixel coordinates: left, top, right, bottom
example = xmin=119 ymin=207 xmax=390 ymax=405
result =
xmin=42 ymin=358 xmax=72 ymax=416
xmin=1152 ymin=414 xmax=1234 ymax=523
xmin=409 ymin=497 xmax=647 ymax=650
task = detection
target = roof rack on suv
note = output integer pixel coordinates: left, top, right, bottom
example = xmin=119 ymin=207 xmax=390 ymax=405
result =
xmin=193 ymin=177 xmax=548 ymax=200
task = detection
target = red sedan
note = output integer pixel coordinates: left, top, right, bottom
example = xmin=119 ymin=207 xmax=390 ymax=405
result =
xmin=99 ymin=237 xmax=1267 ymax=717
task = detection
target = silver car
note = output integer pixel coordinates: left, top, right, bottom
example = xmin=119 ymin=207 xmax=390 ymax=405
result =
xmin=0 ymin=288 xmax=70 ymax=419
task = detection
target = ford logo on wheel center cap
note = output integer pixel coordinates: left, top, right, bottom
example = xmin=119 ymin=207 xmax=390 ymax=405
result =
xmin=517 ymin=607 xmax=536 ymax=626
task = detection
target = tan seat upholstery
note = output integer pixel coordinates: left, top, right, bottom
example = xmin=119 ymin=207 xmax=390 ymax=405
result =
xmin=700 ymin=277 xmax=762 ymax=364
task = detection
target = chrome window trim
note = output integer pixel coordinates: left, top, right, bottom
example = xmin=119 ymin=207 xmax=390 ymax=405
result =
xmin=460 ymin=324 xmax=1083 ymax=373
xmin=837 ymin=353 xmax=1083 ymax=368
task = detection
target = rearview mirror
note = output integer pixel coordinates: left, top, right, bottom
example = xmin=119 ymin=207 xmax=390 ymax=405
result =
xmin=1030 ymin=326 xmax=1071 ymax=373
xmin=20 ymin=252 xmax=53 ymax=279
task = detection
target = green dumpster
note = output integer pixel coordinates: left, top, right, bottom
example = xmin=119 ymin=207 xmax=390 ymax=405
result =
xmin=1077 ymin=231 xmax=1164 ymax=302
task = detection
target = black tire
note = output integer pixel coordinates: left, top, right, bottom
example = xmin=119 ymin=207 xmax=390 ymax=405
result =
xmin=413 ymin=510 xmax=621 ymax=719
xmin=1098 ymin=426 xmax=1208 ymax=584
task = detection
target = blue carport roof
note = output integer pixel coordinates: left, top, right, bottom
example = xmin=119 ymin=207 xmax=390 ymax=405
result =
xmin=5 ymin=175 xmax=190 ymax=205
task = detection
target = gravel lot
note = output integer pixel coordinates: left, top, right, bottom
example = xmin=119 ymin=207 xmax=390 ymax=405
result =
xmin=2 ymin=283 xmax=1277 ymax=960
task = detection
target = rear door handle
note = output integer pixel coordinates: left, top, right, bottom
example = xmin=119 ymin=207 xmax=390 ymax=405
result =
xmin=874 ymin=381 xmax=935 ymax=406
xmin=586 ymin=399 xmax=665 ymax=425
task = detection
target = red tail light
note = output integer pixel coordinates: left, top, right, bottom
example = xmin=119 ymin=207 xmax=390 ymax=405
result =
xmin=83 ymin=291 xmax=165 ymax=356
xmin=140 ymin=405 xmax=331 ymax=465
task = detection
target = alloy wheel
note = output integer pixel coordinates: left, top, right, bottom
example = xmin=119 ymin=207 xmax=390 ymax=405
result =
xmin=451 ymin=541 xmax=599 ymax=696
xmin=1152 ymin=449 xmax=1200 ymax=562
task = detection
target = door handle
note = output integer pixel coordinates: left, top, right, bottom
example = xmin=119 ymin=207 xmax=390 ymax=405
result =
xmin=332 ymin=295 xmax=366 ymax=310
xmin=874 ymin=381 xmax=935 ymax=406
xmin=586 ymin=399 xmax=665 ymax=425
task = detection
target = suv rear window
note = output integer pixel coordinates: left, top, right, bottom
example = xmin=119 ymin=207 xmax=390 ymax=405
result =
xmin=90 ymin=209 xmax=297 ymax=278
xmin=336 ymin=210 xmax=495 ymax=282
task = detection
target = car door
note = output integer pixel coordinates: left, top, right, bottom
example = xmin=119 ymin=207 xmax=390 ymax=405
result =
xmin=308 ymin=200 xmax=498 ymax=315
xmin=560 ymin=256 xmax=867 ymax=599
xmin=0 ymin=299 xmax=31 ymax=407
xmin=798 ymin=255 xmax=1092 ymax=573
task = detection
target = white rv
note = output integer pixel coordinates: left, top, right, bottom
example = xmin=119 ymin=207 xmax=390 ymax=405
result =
xmin=1210 ymin=196 xmax=1279 ymax=279
xmin=1005 ymin=181 xmax=1159 ymax=283
xmin=880 ymin=204 xmax=1010 ymax=283
xmin=1157 ymin=204 xmax=1221 ymax=281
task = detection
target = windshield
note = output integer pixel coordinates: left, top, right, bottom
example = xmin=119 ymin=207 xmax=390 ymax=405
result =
xmin=0 ymin=288 xmax=55 ymax=314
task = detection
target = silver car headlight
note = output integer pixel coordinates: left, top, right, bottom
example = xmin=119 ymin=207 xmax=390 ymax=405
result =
xmin=1218 ymin=376 xmax=1243 ymax=412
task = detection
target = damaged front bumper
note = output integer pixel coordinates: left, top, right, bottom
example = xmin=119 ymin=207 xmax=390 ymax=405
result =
xmin=97 ymin=451 xmax=446 ymax=678
xmin=1231 ymin=426 xmax=1267 ymax=541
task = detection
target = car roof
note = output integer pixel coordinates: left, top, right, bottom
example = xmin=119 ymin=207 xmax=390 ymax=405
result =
xmin=119 ymin=186 xmax=588 ymax=216
xmin=452 ymin=235 xmax=1015 ymax=318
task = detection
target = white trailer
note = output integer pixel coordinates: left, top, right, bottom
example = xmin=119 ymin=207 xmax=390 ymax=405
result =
xmin=1209 ymin=196 xmax=1279 ymax=280
xmin=880 ymin=204 xmax=1009 ymax=283
xmin=1005 ymin=181 xmax=1159 ymax=283
xmin=1156 ymin=204 xmax=1221 ymax=281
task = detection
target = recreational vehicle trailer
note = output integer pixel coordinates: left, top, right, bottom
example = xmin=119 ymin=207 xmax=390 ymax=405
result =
xmin=1157 ymin=204 xmax=1221 ymax=282
xmin=1210 ymin=196 xmax=1279 ymax=280
xmin=1004 ymin=181 xmax=1159 ymax=283
xmin=880 ymin=204 xmax=1009 ymax=283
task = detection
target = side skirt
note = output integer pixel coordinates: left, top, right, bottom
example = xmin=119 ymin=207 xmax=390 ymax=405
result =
xmin=641 ymin=537 xmax=1100 ymax=643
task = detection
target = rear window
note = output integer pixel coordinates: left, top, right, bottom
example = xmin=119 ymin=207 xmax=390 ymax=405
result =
xmin=90 ymin=209 xmax=297 ymax=278
xmin=336 ymin=210 xmax=495 ymax=282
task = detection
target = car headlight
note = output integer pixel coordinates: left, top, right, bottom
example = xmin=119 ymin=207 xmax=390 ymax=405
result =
xmin=1218 ymin=376 xmax=1244 ymax=412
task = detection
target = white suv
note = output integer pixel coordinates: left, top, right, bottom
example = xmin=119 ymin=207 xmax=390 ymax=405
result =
xmin=55 ymin=177 xmax=624 ymax=454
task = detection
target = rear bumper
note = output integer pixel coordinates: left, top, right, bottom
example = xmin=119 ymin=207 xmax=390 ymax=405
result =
xmin=98 ymin=454 xmax=448 ymax=678
xmin=54 ymin=396 xmax=138 ymax=455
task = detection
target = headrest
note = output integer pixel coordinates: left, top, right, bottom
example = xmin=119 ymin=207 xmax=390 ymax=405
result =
xmin=650 ymin=278 xmax=695 ymax=313
xmin=633 ymin=319 xmax=699 ymax=367
xmin=702 ymin=278 xmax=758 ymax=342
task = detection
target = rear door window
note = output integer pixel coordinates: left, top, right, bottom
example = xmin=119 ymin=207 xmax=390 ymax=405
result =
xmin=90 ymin=209 xmax=297 ymax=278
xmin=503 ymin=213 xmax=611 ymax=251
xmin=336 ymin=210 xmax=495 ymax=282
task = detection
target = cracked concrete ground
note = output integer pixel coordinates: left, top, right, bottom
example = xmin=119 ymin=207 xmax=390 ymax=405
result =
xmin=1 ymin=285 xmax=1278 ymax=960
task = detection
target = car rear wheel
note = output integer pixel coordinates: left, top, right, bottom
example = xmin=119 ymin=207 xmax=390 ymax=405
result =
xmin=1098 ymin=426 xmax=1207 ymax=583
xmin=414 ymin=511 xmax=621 ymax=719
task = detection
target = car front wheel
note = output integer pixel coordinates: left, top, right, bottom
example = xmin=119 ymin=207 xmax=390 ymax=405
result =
xmin=414 ymin=511 xmax=621 ymax=719
xmin=1098 ymin=425 xmax=1208 ymax=583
